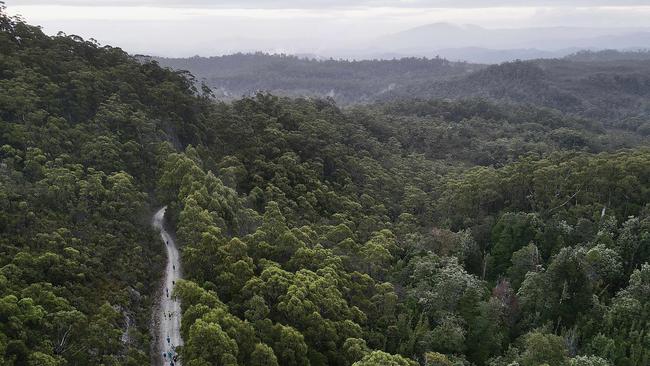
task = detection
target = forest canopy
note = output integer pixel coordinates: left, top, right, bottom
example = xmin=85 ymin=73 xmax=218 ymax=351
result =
xmin=1 ymin=7 xmax=649 ymax=366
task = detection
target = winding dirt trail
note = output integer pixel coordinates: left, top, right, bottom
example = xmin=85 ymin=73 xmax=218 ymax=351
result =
xmin=153 ymin=207 xmax=183 ymax=366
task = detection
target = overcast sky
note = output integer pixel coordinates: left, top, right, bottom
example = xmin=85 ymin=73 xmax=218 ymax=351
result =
xmin=6 ymin=0 xmax=650 ymax=57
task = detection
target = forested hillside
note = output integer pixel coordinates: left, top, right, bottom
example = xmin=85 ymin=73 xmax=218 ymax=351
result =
xmin=0 ymin=9 xmax=214 ymax=364
xmin=565 ymin=50 xmax=650 ymax=62
xmin=2 ymin=8 xmax=650 ymax=366
xmin=386 ymin=58 xmax=650 ymax=127
xmin=156 ymin=53 xmax=650 ymax=132
xmin=151 ymin=53 xmax=482 ymax=105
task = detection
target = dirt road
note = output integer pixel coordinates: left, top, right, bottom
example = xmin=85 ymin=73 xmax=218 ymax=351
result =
xmin=153 ymin=207 xmax=183 ymax=366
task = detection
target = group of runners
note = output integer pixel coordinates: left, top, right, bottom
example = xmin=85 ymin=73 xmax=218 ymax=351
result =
xmin=163 ymin=235 xmax=179 ymax=364
xmin=163 ymin=337 xmax=178 ymax=365
xmin=163 ymin=311 xmax=178 ymax=364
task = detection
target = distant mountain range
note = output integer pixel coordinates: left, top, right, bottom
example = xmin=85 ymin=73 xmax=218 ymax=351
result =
xmin=335 ymin=47 xmax=580 ymax=64
xmin=332 ymin=23 xmax=650 ymax=63
xmin=142 ymin=22 xmax=650 ymax=64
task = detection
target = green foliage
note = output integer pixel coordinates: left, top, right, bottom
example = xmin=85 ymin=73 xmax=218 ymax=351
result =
xmin=184 ymin=319 xmax=239 ymax=366
xmin=0 ymin=7 xmax=209 ymax=364
xmin=490 ymin=213 xmax=541 ymax=277
xmin=569 ymin=355 xmax=612 ymax=366
xmin=519 ymin=331 xmax=568 ymax=366
xmin=352 ymin=350 xmax=418 ymax=366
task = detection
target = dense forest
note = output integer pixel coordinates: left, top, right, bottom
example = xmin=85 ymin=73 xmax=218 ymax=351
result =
xmin=565 ymin=50 xmax=650 ymax=62
xmin=2 ymin=7 xmax=650 ymax=366
xmin=155 ymin=52 xmax=650 ymax=132
xmin=150 ymin=53 xmax=482 ymax=105
xmin=386 ymin=58 xmax=650 ymax=127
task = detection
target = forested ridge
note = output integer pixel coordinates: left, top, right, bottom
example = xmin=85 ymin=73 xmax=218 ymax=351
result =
xmin=155 ymin=51 xmax=650 ymax=131
xmin=1 ymin=8 xmax=650 ymax=366
xmin=385 ymin=58 xmax=650 ymax=127
xmin=150 ymin=53 xmax=482 ymax=105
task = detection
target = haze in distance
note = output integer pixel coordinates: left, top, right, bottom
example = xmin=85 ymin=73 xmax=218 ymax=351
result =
xmin=7 ymin=0 xmax=650 ymax=63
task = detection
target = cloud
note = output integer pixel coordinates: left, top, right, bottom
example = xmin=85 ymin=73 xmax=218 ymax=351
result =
xmin=530 ymin=6 xmax=650 ymax=28
xmin=6 ymin=0 xmax=650 ymax=57
xmin=10 ymin=0 xmax=650 ymax=9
